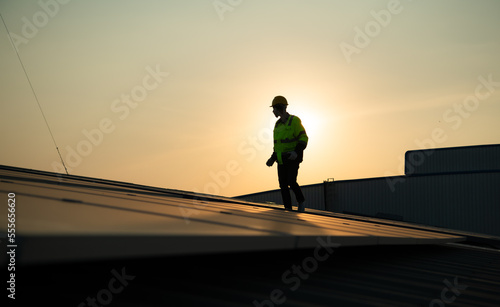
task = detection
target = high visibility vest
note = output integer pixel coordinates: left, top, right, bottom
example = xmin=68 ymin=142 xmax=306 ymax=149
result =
xmin=273 ymin=114 xmax=308 ymax=164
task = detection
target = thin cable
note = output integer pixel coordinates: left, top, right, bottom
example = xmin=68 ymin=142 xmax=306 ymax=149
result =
xmin=0 ymin=12 xmax=69 ymax=175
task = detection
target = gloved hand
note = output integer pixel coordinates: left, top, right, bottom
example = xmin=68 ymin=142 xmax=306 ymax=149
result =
xmin=288 ymin=151 xmax=298 ymax=161
xmin=266 ymin=157 xmax=275 ymax=167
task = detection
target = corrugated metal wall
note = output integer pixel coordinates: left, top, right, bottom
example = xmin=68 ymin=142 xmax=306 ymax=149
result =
xmin=238 ymin=172 xmax=500 ymax=236
xmin=237 ymin=145 xmax=500 ymax=237
xmin=332 ymin=172 xmax=500 ymax=236
xmin=405 ymin=144 xmax=500 ymax=175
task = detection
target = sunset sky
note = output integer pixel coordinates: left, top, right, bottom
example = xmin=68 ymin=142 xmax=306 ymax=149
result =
xmin=1 ymin=0 xmax=499 ymax=197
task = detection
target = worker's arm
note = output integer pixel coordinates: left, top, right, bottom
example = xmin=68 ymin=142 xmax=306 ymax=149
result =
xmin=293 ymin=117 xmax=308 ymax=155
xmin=266 ymin=152 xmax=277 ymax=166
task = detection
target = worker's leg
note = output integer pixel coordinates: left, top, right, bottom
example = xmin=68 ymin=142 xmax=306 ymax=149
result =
xmin=277 ymin=164 xmax=292 ymax=210
xmin=288 ymin=162 xmax=305 ymax=204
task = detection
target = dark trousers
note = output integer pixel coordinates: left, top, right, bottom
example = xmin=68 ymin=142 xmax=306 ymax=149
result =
xmin=277 ymin=161 xmax=305 ymax=209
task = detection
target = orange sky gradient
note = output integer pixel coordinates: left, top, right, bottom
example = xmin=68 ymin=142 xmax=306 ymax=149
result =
xmin=1 ymin=0 xmax=499 ymax=197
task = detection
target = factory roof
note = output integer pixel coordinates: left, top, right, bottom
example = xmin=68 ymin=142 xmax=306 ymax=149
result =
xmin=1 ymin=165 xmax=499 ymax=306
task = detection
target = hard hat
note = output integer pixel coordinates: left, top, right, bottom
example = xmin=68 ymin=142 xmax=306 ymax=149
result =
xmin=271 ymin=96 xmax=288 ymax=107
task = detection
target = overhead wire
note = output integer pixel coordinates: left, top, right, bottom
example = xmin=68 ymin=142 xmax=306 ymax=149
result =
xmin=0 ymin=11 xmax=69 ymax=175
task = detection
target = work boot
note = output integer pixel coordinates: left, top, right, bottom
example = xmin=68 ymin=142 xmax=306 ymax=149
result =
xmin=298 ymin=201 xmax=305 ymax=212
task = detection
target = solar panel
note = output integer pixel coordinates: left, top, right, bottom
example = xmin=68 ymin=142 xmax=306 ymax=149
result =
xmin=0 ymin=165 xmax=464 ymax=265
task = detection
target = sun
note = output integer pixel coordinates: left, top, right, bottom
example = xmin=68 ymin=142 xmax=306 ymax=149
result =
xmin=290 ymin=105 xmax=321 ymax=141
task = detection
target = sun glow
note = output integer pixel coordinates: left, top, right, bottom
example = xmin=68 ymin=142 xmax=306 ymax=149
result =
xmin=290 ymin=105 xmax=322 ymax=143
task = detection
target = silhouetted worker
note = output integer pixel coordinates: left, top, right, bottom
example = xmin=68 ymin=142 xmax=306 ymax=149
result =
xmin=266 ymin=96 xmax=308 ymax=212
